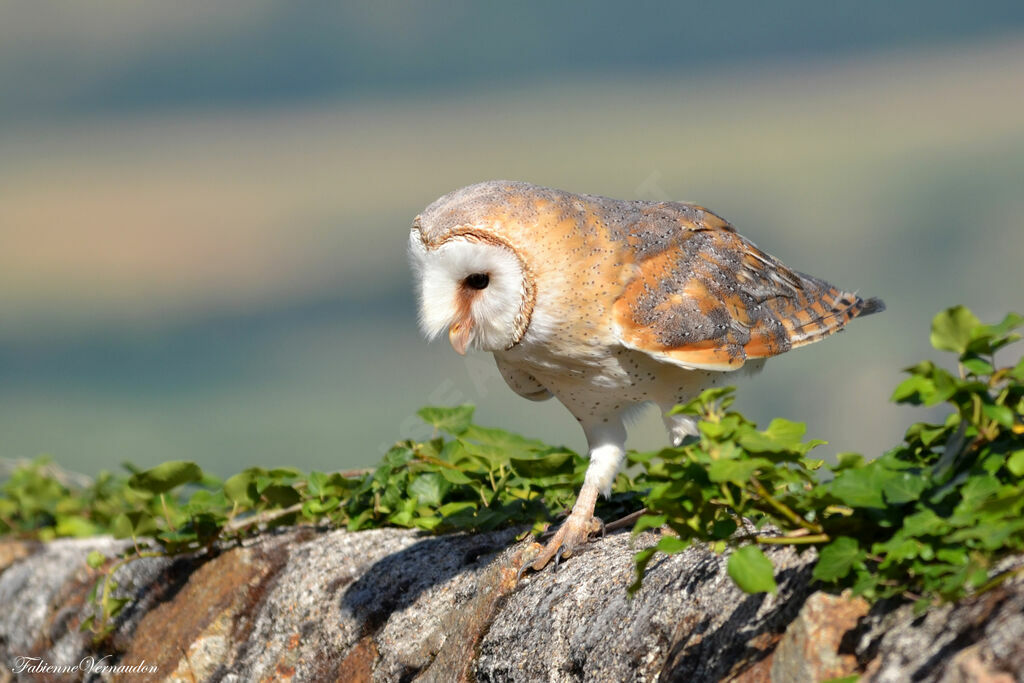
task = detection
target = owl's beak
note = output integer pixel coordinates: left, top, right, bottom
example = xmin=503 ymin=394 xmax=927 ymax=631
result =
xmin=448 ymin=320 xmax=472 ymax=355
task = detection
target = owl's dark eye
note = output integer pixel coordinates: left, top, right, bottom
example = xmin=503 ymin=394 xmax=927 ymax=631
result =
xmin=464 ymin=273 xmax=490 ymax=290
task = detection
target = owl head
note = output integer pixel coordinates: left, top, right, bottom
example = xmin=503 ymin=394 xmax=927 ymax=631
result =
xmin=409 ymin=182 xmax=539 ymax=355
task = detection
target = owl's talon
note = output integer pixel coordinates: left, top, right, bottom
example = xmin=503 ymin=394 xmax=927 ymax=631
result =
xmin=524 ymin=511 xmax=604 ymax=574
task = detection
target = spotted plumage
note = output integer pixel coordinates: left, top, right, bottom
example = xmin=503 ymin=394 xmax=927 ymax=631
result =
xmin=409 ymin=180 xmax=884 ymax=572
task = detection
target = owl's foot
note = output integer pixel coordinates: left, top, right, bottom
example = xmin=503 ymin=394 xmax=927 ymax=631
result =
xmin=516 ymin=480 xmax=608 ymax=579
xmin=518 ymin=511 xmax=604 ymax=578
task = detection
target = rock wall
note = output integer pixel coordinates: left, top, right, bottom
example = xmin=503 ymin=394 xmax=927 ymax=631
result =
xmin=0 ymin=526 xmax=1020 ymax=681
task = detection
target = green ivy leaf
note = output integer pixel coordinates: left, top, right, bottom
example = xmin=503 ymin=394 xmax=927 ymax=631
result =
xmin=408 ymin=472 xmax=447 ymax=507
xmin=967 ymin=313 xmax=1024 ymax=354
xmin=876 ymin=536 xmax=922 ymax=565
xmin=110 ymin=511 xmax=157 ymax=538
xmin=438 ymin=501 xmax=477 ymax=517
xmin=461 ymin=424 xmax=547 ymax=456
xmin=699 ymin=417 xmax=741 ymax=440
xmin=924 ymin=368 xmax=959 ymax=406
xmin=1012 ymin=357 xmax=1024 ymax=381
xmin=727 ymin=545 xmax=777 ymax=594
xmin=1007 ymin=451 xmax=1024 ymax=477
xmin=961 ymin=355 xmax=994 ymax=376
xmin=457 ymin=440 xmax=511 ymax=466
xmin=881 ymin=471 xmax=928 ymax=504
xmin=669 ymin=387 xmax=735 ymax=416
xmin=832 ymin=453 xmax=865 ymax=472
xmin=186 ymin=489 xmax=227 ymax=514
xmin=306 ymin=471 xmax=328 ymax=497
xmin=55 ymin=516 xmax=102 ymax=538
xmin=413 ymin=516 xmax=442 ymax=531
xmin=830 ymin=465 xmax=894 ymax=509
xmin=264 ymin=467 xmax=301 ymax=479
xmin=912 ymin=424 xmax=950 ymax=447
xmin=930 ymin=306 xmax=981 ymax=353
xmin=711 ymin=518 xmax=738 ymax=539
xmin=707 ymin=457 xmax=772 ymax=483
xmin=813 ymin=536 xmax=864 ymax=582
xmin=382 ymin=446 xmax=414 ymax=468
xmin=986 ymin=312 xmax=1024 ymax=337
xmin=86 ymin=550 xmax=106 ymax=569
xmin=302 ymin=497 xmax=341 ymax=517
xmin=891 ymin=375 xmax=936 ymax=405
xmin=655 ymin=535 xmax=690 ymax=554
xmin=509 ymin=450 xmax=577 ymax=478
xmin=438 ymin=466 xmax=474 ymax=485
xmin=103 ymin=596 xmax=131 ymax=620
xmin=629 ymin=546 xmax=659 ymax=594
xmin=224 ymin=470 xmax=258 ymax=506
xmin=739 ymin=418 xmax=807 ymax=453
xmin=981 ymin=403 xmax=1014 ymax=429
xmin=632 ymin=514 xmax=667 ymax=535
xmin=128 ymin=461 xmax=202 ymax=495
xmin=821 ymin=675 xmax=860 ymax=683
xmin=955 ymin=474 xmax=1001 ymax=510
xmin=417 ymin=404 xmax=475 ymax=435
xmin=900 ymin=508 xmax=950 ymax=537
xmin=261 ymin=484 xmax=301 ymax=507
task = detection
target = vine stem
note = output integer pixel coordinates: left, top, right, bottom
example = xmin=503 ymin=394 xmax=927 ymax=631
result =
xmin=413 ymin=451 xmax=462 ymax=470
xmin=160 ymin=493 xmax=176 ymax=532
xmin=93 ymin=550 xmax=164 ymax=638
xmin=749 ymin=478 xmax=823 ymax=534
xmin=0 ymin=512 xmax=16 ymax=531
xmin=974 ymin=565 xmax=1024 ymax=596
xmin=604 ymin=508 xmax=649 ymax=532
xmin=224 ymin=502 xmax=304 ymax=533
xmin=754 ymin=534 xmax=830 ymax=545
xmin=337 ymin=468 xmax=373 ymax=478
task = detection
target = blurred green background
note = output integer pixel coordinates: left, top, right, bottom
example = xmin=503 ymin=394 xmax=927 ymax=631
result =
xmin=2 ymin=2 xmax=1023 ymax=477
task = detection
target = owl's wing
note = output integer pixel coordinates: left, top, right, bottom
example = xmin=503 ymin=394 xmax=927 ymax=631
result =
xmin=612 ymin=215 xmax=884 ymax=372
xmin=495 ymin=356 xmax=552 ymax=401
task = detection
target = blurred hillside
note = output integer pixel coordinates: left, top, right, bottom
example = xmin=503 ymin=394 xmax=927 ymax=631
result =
xmin=1 ymin=3 xmax=1023 ymax=476
xmin=3 ymin=2 xmax=1024 ymax=120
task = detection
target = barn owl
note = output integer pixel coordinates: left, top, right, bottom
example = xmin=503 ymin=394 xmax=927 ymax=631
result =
xmin=409 ymin=180 xmax=883 ymax=573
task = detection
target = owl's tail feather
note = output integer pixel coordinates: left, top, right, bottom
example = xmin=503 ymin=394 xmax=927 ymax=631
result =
xmin=858 ymin=297 xmax=886 ymax=317
xmin=779 ymin=284 xmax=885 ymax=351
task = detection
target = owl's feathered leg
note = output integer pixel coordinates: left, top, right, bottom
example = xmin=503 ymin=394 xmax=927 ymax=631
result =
xmin=661 ymin=409 xmax=699 ymax=447
xmin=526 ymin=419 xmax=626 ymax=572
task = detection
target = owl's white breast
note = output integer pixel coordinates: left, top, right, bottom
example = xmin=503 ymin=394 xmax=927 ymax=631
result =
xmin=497 ymin=339 xmax=741 ymax=423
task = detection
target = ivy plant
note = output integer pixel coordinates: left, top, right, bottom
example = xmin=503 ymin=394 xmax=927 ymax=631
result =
xmin=0 ymin=305 xmax=1021 ymax=636
xmin=628 ymin=306 xmax=1024 ymax=608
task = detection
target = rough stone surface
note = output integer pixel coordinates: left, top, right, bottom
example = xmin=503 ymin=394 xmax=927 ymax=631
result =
xmin=0 ymin=530 xmax=1021 ymax=682
xmin=855 ymin=557 xmax=1024 ymax=683
xmin=768 ymin=591 xmax=870 ymax=682
xmin=476 ymin=532 xmax=817 ymax=682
